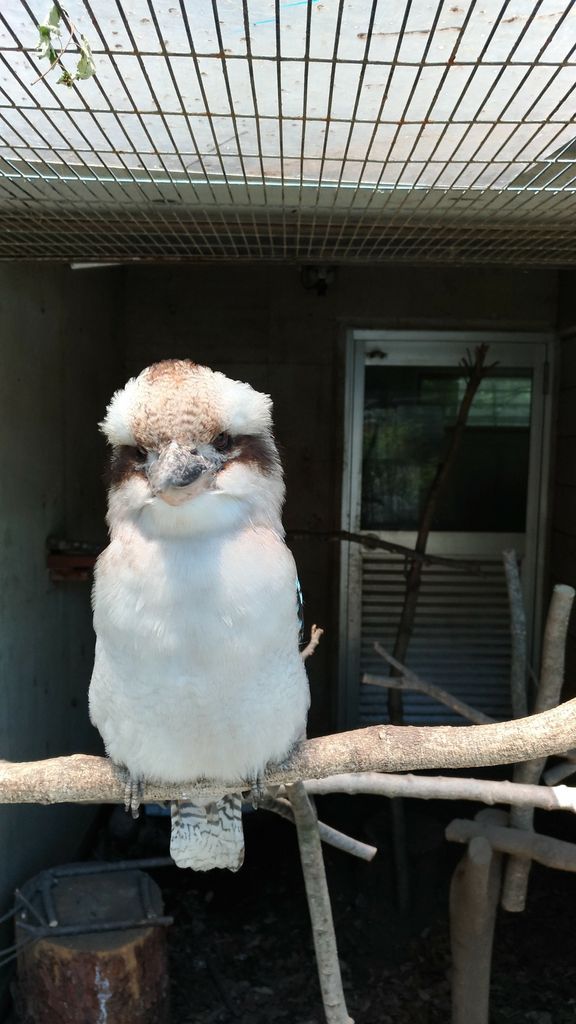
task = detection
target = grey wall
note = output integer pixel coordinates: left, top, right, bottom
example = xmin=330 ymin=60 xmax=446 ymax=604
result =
xmin=0 ymin=264 xmax=122 ymax=943
xmin=120 ymin=264 xmax=558 ymax=733
xmin=551 ymin=271 xmax=576 ymax=696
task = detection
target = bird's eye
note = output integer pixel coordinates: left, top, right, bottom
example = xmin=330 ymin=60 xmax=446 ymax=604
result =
xmin=213 ymin=432 xmax=233 ymax=453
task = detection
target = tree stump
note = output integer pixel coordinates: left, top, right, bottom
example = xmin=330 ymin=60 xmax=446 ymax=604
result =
xmin=14 ymin=866 xmax=170 ymax=1024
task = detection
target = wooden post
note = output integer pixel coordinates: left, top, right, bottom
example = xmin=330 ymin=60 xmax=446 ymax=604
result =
xmin=449 ymin=810 xmax=505 ymax=1024
xmin=14 ymin=867 xmax=170 ymax=1024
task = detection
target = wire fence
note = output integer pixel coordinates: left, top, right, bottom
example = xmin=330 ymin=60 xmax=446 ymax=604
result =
xmin=0 ymin=0 xmax=575 ymax=264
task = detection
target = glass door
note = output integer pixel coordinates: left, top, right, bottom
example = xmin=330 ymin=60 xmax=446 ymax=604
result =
xmin=339 ymin=331 xmax=554 ymax=727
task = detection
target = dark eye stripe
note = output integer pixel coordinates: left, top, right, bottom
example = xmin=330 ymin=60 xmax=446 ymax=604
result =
xmin=213 ymin=432 xmax=233 ymax=452
xmin=107 ymin=445 xmax=147 ymax=487
xmin=229 ymin=435 xmax=278 ymax=475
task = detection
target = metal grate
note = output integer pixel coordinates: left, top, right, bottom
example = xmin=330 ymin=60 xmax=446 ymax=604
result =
xmin=0 ymin=0 xmax=576 ymax=264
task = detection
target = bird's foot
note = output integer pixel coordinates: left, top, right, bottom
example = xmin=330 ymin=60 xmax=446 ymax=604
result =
xmin=247 ymin=774 xmax=267 ymax=809
xmin=120 ymin=768 xmax=144 ymax=819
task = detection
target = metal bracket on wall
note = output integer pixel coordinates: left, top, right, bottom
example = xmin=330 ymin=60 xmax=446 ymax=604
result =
xmin=46 ymin=538 xmax=101 ymax=582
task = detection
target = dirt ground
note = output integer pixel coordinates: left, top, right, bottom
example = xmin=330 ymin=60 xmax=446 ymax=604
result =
xmin=108 ymin=792 xmax=576 ymax=1024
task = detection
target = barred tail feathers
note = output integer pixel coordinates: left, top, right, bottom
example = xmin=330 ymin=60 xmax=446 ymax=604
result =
xmin=170 ymin=795 xmax=244 ymax=871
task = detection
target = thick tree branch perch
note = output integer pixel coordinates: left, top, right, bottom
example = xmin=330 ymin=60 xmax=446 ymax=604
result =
xmin=3 ymin=696 xmax=576 ymax=804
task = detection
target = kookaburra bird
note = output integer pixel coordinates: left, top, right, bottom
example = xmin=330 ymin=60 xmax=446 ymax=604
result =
xmin=89 ymin=360 xmax=310 ymax=871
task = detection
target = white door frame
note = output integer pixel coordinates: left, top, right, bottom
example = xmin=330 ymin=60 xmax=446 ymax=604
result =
xmin=338 ymin=329 xmax=556 ymax=729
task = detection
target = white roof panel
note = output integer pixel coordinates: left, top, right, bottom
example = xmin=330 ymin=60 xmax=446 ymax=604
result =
xmin=0 ymin=0 xmax=574 ymax=263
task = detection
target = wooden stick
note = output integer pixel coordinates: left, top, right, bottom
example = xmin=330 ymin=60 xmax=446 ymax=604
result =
xmin=368 ymin=644 xmax=493 ymax=725
xmin=543 ymin=746 xmax=576 ymax=785
xmin=287 ymin=529 xmax=486 ymax=576
xmin=502 ymin=549 xmax=528 ymax=719
xmin=502 ymin=583 xmax=575 ymax=912
xmin=447 ymin=817 xmax=576 ymax=873
xmin=543 ymin=760 xmax=576 ymax=786
xmin=301 ymin=625 xmax=324 ymax=662
xmin=3 ymin=696 xmax=576 ymax=803
xmin=287 ymin=783 xmax=354 ymax=1024
xmin=259 ymin=795 xmax=377 ymax=862
xmin=304 ymin=773 xmax=576 ymax=813
xmin=556 ymin=746 xmax=576 ymax=763
xmin=450 ymin=811 xmax=505 ymax=1024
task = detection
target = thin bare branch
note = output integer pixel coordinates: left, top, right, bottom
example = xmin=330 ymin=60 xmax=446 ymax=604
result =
xmin=368 ymin=644 xmax=493 ymax=725
xmin=304 ymin=772 xmax=576 ymax=813
xmin=389 ymin=343 xmax=491 ymax=725
xmin=542 ymin=746 xmax=576 ymax=785
xmin=556 ymin=747 xmax=576 ymax=764
xmin=543 ymin=760 xmax=576 ymax=786
xmin=287 ymin=783 xmax=353 ymax=1024
xmin=287 ymin=529 xmax=486 ymax=576
xmin=260 ymin=794 xmax=377 ymax=862
xmin=447 ymin=818 xmax=576 ymax=874
xmin=502 ymin=549 xmax=528 ymax=719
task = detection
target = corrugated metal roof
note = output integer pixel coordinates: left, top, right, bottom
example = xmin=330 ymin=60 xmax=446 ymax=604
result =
xmin=0 ymin=0 xmax=575 ymax=263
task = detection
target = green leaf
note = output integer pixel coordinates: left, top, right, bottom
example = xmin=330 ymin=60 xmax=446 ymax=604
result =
xmin=38 ymin=39 xmax=58 ymax=63
xmin=57 ymin=68 xmax=74 ymax=87
xmin=37 ymin=24 xmax=53 ymax=59
xmin=75 ymin=35 xmax=96 ymax=80
xmin=46 ymin=5 xmax=61 ymax=29
xmin=37 ymin=5 xmax=61 ymax=60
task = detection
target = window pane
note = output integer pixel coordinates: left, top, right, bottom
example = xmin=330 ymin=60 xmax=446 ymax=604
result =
xmin=361 ymin=367 xmax=532 ymax=532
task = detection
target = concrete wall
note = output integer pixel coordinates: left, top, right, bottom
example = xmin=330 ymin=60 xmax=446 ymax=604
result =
xmin=121 ymin=264 xmax=558 ymax=733
xmin=0 ymin=264 xmax=122 ymax=940
xmin=551 ymin=271 xmax=576 ymax=695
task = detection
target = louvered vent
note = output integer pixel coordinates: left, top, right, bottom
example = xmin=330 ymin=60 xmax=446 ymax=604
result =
xmin=360 ymin=553 xmax=512 ymax=725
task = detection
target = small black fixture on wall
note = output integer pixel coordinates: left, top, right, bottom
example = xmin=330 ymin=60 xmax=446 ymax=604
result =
xmin=300 ymin=265 xmax=337 ymax=296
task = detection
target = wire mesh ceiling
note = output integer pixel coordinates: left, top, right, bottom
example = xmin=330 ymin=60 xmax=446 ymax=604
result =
xmin=1 ymin=0 xmax=576 ymax=264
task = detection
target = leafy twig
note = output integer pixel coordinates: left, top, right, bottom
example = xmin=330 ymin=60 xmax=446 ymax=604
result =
xmin=34 ymin=5 xmax=95 ymax=88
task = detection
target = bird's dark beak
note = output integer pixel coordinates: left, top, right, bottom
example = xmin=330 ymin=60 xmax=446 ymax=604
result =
xmin=147 ymin=441 xmax=218 ymax=504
